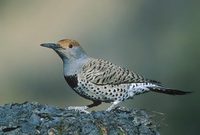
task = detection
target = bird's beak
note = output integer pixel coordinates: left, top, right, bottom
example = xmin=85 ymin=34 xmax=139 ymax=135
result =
xmin=40 ymin=43 xmax=60 ymax=49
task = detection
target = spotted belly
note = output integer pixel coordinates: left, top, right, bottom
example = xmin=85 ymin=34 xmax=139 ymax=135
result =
xmin=64 ymin=74 xmax=148 ymax=102
xmin=75 ymin=78 xmax=133 ymax=102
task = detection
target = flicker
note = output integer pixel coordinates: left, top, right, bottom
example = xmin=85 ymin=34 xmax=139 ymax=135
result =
xmin=40 ymin=39 xmax=190 ymax=113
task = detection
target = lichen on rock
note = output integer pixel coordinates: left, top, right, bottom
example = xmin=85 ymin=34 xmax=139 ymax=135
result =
xmin=0 ymin=102 xmax=160 ymax=135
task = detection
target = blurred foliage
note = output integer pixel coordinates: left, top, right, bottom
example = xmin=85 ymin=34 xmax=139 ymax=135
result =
xmin=0 ymin=0 xmax=199 ymax=135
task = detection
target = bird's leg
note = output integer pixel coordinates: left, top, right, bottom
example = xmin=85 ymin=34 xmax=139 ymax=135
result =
xmin=67 ymin=101 xmax=101 ymax=114
xmin=106 ymin=100 xmax=121 ymax=112
xmin=67 ymin=106 xmax=89 ymax=113
xmin=87 ymin=100 xmax=102 ymax=108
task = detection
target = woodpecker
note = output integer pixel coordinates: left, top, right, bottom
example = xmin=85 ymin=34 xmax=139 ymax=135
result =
xmin=41 ymin=39 xmax=190 ymax=113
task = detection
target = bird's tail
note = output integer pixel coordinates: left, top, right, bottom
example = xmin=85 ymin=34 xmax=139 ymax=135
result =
xmin=148 ymin=87 xmax=191 ymax=95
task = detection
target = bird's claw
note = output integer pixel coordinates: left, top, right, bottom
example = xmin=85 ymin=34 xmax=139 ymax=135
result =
xmin=66 ymin=106 xmax=90 ymax=114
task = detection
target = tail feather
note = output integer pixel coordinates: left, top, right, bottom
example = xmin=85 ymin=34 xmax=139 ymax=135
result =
xmin=148 ymin=87 xmax=192 ymax=95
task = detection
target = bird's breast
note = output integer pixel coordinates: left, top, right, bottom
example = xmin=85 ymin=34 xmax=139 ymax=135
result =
xmin=64 ymin=74 xmax=78 ymax=89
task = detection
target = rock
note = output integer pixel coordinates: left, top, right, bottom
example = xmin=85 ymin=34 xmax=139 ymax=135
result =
xmin=0 ymin=102 xmax=160 ymax=135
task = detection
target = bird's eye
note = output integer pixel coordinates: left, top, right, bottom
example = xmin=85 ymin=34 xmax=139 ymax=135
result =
xmin=68 ymin=44 xmax=73 ymax=48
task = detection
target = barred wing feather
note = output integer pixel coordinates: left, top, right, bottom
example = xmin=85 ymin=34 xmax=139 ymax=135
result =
xmin=80 ymin=59 xmax=161 ymax=85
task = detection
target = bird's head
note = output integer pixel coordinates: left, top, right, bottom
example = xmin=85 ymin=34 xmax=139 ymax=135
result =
xmin=40 ymin=39 xmax=88 ymax=61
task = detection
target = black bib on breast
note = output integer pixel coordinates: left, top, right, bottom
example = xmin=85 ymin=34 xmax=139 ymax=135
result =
xmin=64 ymin=74 xmax=78 ymax=89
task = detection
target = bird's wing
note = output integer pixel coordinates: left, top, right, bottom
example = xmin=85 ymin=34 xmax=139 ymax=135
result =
xmin=80 ymin=59 xmax=161 ymax=85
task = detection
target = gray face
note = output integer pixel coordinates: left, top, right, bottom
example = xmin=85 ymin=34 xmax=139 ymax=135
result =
xmin=54 ymin=46 xmax=87 ymax=61
xmin=41 ymin=39 xmax=90 ymax=76
xmin=40 ymin=41 xmax=87 ymax=61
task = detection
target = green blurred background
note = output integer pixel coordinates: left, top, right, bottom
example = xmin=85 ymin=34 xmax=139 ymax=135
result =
xmin=0 ymin=0 xmax=199 ymax=134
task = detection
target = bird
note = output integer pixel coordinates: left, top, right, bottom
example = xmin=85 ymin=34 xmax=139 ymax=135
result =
xmin=40 ymin=39 xmax=190 ymax=113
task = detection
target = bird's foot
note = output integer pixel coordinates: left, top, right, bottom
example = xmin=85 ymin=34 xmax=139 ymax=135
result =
xmin=106 ymin=100 xmax=121 ymax=112
xmin=66 ymin=106 xmax=90 ymax=114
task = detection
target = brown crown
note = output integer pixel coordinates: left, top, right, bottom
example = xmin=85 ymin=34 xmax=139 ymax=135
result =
xmin=57 ymin=39 xmax=80 ymax=48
